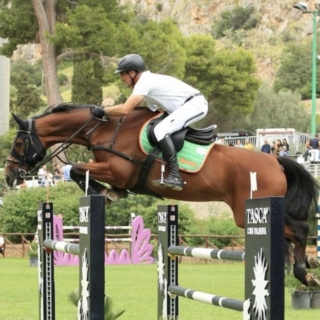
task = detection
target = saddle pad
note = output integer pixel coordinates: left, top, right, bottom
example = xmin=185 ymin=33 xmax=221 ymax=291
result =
xmin=139 ymin=114 xmax=215 ymax=173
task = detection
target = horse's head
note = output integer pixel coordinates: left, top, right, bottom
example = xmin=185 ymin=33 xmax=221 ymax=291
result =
xmin=5 ymin=113 xmax=46 ymax=188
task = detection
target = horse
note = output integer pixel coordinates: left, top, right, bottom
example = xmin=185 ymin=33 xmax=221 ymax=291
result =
xmin=4 ymin=103 xmax=320 ymax=287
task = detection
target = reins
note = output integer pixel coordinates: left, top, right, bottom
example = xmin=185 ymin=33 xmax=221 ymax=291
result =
xmin=10 ymin=108 xmax=148 ymax=180
xmin=29 ymin=116 xmax=97 ymax=175
xmin=89 ymin=116 xmax=148 ymax=169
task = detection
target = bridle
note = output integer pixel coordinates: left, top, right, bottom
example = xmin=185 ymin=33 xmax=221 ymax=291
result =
xmin=6 ymin=118 xmax=46 ymax=180
xmin=6 ymin=107 xmax=109 ymax=181
xmin=6 ymin=105 xmax=147 ymax=185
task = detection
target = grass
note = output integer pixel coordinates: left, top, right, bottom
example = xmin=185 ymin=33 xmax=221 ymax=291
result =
xmin=0 ymin=258 xmax=319 ymax=319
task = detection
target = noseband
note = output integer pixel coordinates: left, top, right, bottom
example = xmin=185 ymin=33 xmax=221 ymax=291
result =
xmin=6 ymin=119 xmax=46 ymax=179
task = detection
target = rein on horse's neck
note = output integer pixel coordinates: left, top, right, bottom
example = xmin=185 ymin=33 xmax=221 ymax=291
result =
xmin=28 ymin=114 xmax=98 ymax=175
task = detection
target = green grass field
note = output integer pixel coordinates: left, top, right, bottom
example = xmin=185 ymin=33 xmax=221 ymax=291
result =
xmin=0 ymin=258 xmax=319 ymax=320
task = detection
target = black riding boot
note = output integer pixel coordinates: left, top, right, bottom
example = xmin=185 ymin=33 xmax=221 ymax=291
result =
xmin=152 ymin=134 xmax=184 ymax=191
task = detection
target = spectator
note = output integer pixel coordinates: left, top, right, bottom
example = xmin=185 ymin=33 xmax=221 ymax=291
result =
xmin=279 ymin=145 xmax=289 ymax=156
xmin=309 ymin=134 xmax=320 ymax=163
xmin=261 ymin=139 xmax=271 ymax=154
xmin=271 ymin=141 xmax=277 ymax=155
xmin=235 ymin=140 xmax=243 ymax=148
xmin=38 ymin=165 xmax=47 ymax=186
xmin=275 ymin=139 xmax=282 ymax=156
xmin=54 ymin=163 xmax=63 ymax=183
xmin=244 ymin=139 xmax=254 ymax=150
xmin=282 ymin=138 xmax=290 ymax=152
xmin=303 ymin=138 xmax=311 ymax=162
xmin=62 ymin=164 xmax=73 ymax=181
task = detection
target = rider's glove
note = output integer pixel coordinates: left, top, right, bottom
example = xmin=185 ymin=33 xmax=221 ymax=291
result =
xmin=93 ymin=107 xmax=106 ymax=119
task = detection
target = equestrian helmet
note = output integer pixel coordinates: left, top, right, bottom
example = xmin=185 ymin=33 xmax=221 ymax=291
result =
xmin=114 ymin=54 xmax=145 ymax=74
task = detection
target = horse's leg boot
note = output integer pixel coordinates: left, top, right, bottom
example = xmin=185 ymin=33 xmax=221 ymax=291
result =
xmin=152 ymin=134 xmax=184 ymax=191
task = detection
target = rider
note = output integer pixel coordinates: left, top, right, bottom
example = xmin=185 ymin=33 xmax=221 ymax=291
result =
xmin=93 ymin=54 xmax=208 ymax=191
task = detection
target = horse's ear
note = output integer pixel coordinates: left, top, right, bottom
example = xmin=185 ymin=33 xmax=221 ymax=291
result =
xmin=11 ymin=113 xmax=28 ymax=130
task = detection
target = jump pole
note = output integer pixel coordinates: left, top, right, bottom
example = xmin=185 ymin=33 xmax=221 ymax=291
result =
xmin=157 ymin=197 xmax=285 ymax=320
xmin=38 ymin=195 xmax=105 ymax=320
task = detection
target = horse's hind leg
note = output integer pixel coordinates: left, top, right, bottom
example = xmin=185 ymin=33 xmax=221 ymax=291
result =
xmin=291 ymin=221 xmax=320 ymax=287
xmin=306 ymin=255 xmax=320 ymax=269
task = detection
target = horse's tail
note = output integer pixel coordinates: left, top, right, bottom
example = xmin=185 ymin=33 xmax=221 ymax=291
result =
xmin=277 ymin=156 xmax=319 ymax=265
xmin=278 ymin=156 xmax=319 ymax=222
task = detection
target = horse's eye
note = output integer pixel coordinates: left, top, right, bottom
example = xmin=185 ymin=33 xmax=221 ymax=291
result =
xmin=15 ymin=142 xmax=23 ymax=148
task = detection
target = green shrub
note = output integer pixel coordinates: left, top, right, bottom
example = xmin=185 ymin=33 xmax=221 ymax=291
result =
xmin=105 ymin=195 xmax=195 ymax=235
xmin=58 ymin=73 xmax=68 ymax=85
xmin=185 ymin=213 xmax=243 ymax=248
xmin=0 ymin=183 xmax=83 ymax=240
xmin=212 ymin=6 xmax=260 ymax=39
xmin=206 ymin=213 xmax=242 ymax=248
xmin=0 ymin=184 xmax=195 ymax=241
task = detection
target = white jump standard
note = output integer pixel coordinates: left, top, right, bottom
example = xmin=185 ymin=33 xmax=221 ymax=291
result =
xmin=157 ymin=197 xmax=285 ymax=320
xmin=38 ymin=195 xmax=105 ymax=320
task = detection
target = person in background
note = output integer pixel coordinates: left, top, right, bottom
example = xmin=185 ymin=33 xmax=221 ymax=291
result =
xmin=303 ymin=138 xmax=311 ymax=162
xmin=62 ymin=164 xmax=73 ymax=181
xmin=54 ymin=163 xmax=63 ymax=183
xmin=279 ymin=145 xmax=289 ymax=156
xmin=235 ymin=139 xmax=243 ymax=148
xmin=309 ymin=134 xmax=320 ymax=163
xmin=244 ymin=139 xmax=254 ymax=150
xmin=282 ymin=138 xmax=289 ymax=152
xmin=271 ymin=141 xmax=277 ymax=155
xmin=276 ymin=139 xmax=282 ymax=156
xmin=38 ymin=164 xmax=47 ymax=186
xmin=261 ymin=139 xmax=271 ymax=154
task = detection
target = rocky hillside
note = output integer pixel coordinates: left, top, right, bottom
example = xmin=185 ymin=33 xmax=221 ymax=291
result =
xmin=120 ymin=0 xmax=316 ymax=81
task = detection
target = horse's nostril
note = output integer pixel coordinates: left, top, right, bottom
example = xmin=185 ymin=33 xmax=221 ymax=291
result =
xmin=5 ymin=175 xmax=10 ymax=184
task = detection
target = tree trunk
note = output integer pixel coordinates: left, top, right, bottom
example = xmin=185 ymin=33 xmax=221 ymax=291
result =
xmin=32 ymin=0 xmax=62 ymax=106
xmin=32 ymin=0 xmax=66 ymax=165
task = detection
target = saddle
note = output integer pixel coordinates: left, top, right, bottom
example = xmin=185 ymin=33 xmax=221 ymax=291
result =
xmin=147 ymin=113 xmax=216 ymax=152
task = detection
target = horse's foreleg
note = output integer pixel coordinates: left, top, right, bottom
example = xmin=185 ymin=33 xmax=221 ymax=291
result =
xmin=70 ymin=167 xmax=106 ymax=194
xmin=70 ymin=163 xmax=129 ymax=204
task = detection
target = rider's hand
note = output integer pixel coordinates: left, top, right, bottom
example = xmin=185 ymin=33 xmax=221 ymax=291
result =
xmin=92 ymin=107 xmax=106 ymax=119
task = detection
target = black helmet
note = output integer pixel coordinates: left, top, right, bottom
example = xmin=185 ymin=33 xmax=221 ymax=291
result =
xmin=114 ymin=54 xmax=145 ymax=74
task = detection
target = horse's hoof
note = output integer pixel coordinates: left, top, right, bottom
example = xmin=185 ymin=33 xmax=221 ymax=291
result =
xmin=306 ymin=273 xmax=320 ymax=287
xmin=99 ymin=188 xmax=120 ymax=205
xmin=307 ymin=256 xmax=320 ymax=269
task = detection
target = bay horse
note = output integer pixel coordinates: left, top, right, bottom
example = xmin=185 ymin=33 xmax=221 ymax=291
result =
xmin=4 ymin=103 xmax=320 ymax=287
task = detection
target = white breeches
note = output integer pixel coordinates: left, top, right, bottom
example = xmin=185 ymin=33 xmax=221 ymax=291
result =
xmin=154 ymin=95 xmax=208 ymax=141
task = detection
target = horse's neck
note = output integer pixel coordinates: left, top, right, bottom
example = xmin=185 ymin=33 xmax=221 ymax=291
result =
xmin=35 ymin=111 xmax=91 ymax=148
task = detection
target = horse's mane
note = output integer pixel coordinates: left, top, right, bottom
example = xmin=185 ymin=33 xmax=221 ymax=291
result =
xmin=33 ymin=103 xmax=94 ymax=119
xmin=33 ymin=103 xmax=158 ymax=120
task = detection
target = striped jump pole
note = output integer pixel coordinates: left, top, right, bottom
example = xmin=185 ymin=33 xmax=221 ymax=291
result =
xmin=157 ymin=197 xmax=285 ymax=320
xmin=38 ymin=195 xmax=105 ymax=320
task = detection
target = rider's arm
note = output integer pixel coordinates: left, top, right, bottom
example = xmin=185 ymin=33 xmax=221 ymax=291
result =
xmin=103 ymin=95 xmax=144 ymax=116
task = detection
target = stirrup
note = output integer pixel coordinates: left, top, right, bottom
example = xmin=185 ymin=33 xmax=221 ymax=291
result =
xmin=152 ymin=177 xmax=185 ymax=191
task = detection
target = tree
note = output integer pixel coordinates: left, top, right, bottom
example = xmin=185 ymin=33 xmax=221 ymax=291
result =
xmin=251 ymin=83 xmax=309 ymax=131
xmin=273 ymin=39 xmax=320 ymax=99
xmin=10 ymin=70 xmax=44 ymax=125
xmin=183 ymin=35 xmax=216 ymax=99
xmin=72 ymin=59 xmax=103 ymax=105
xmin=0 ymin=1 xmax=124 ymax=107
xmin=212 ymin=6 xmax=260 ymax=39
